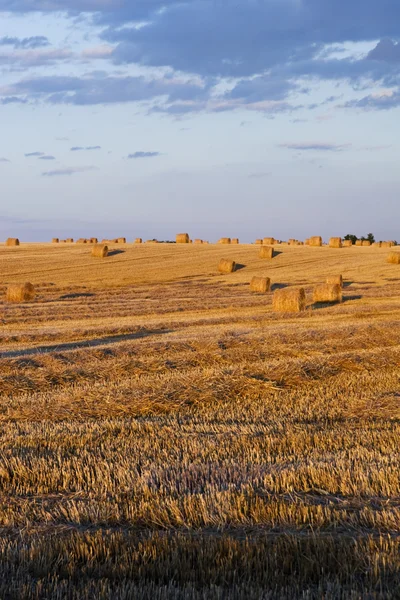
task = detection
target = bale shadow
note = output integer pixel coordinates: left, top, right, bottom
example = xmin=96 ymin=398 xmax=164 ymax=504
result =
xmin=234 ymin=263 xmax=246 ymax=271
xmin=343 ymin=295 xmax=362 ymax=302
xmin=108 ymin=249 xmax=126 ymax=257
xmin=312 ymin=302 xmax=341 ymax=310
xmin=271 ymin=283 xmax=288 ymax=291
xmin=272 ymin=250 xmax=283 ymax=257
xmin=60 ymin=293 xmax=96 ymax=300
xmin=0 ymin=329 xmax=173 ymax=359
xmin=343 ymin=281 xmax=353 ymax=288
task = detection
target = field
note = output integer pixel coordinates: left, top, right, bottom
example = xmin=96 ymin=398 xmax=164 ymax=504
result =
xmin=0 ymin=241 xmax=399 ymax=599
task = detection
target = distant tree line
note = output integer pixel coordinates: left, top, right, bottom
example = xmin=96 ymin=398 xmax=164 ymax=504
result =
xmin=344 ymin=233 xmax=397 ymax=245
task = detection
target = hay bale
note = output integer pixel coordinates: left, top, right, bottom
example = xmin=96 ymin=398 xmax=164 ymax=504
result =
xmin=219 ymin=238 xmax=231 ymax=244
xmin=313 ymin=284 xmax=342 ymax=304
xmin=250 ymin=276 xmax=271 ymax=293
xmin=255 ymin=239 xmax=263 ymax=245
xmin=381 ymin=241 xmax=393 ymax=248
xmin=231 ymin=238 xmax=239 ymax=244
xmin=6 ymin=238 xmax=20 ymax=246
xmin=117 ymin=237 xmax=126 ymax=244
xmin=343 ymin=240 xmax=353 ymax=247
xmin=52 ymin=238 xmax=59 ymax=244
xmin=91 ymin=244 xmax=108 ymax=258
xmin=259 ymin=245 xmax=274 ymax=259
xmin=304 ymin=239 xmax=309 ymax=245
xmin=309 ymin=236 xmax=322 ymax=247
xmin=362 ymin=240 xmax=371 ymax=247
xmin=263 ymin=237 xmax=274 ymax=245
xmin=289 ymin=238 xmax=296 ymax=245
xmin=273 ymin=288 xmax=306 ymax=313
xmin=218 ymin=258 xmax=236 ymax=274
xmin=90 ymin=237 xmax=98 ymax=244
xmin=326 ymin=274 xmax=343 ymax=287
xmin=387 ymin=252 xmax=400 ymax=264
xmin=76 ymin=238 xmax=87 ymax=244
xmin=176 ymin=233 xmax=190 ymax=244
xmin=6 ymin=282 xmax=35 ymax=303
xmin=355 ymin=240 xmax=362 ymax=246
xmin=372 ymin=242 xmax=381 ymax=247
xmin=329 ymin=237 xmax=342 ymax=248
xmin=194 ymin=239 xmax=203 ymax=244
xmin=135 ymin=238 xmax=143 ymax=244
xmin=66 ymin=238 xmax=74 ymax=243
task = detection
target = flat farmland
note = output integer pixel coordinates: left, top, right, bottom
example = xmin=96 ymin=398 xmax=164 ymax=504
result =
xmin=0 ymin=242 xmax=399 ymax=599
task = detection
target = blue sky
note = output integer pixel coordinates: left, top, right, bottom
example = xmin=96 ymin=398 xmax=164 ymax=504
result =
xmin=0 ymin=0 xmax=399 ymax=242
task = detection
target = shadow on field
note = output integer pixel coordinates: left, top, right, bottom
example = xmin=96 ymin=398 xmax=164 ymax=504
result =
xmin=343 ymin=295 xmax=362 ymax=302
xmin=234 ymin=263 xmax=246 ymax=271
xmin=343 ymin=281 xmax=353 ymax=288
xmin=271 ymin=283 xmax=288 ymax=291
xmin=60 ymin=293 xmax=96 ymax=300
xmin=108 ymin=249 xmax=125 ymax=257
xmin=0 ymin=329 xmax=173 ymax=359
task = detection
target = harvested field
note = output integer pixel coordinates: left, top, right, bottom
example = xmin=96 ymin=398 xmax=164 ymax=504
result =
xmin=0 ymin=241 xmax=399 ymax=598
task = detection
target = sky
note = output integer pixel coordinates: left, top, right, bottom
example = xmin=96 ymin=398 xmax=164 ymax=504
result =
xmin=0 ymin=0 xmax=399 ymax=242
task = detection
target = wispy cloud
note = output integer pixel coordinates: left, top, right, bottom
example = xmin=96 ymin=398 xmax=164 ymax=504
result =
xmin=278 ymin=142 xmax=351 ymax=152
xmin=70 ymin=146 xmax=101 ymax=151
xmin=25 ymin=151 xmax=44 ymax=157
xmin=42 ymin=166 xmax=97 ymax=177
xmin=38 ymin=155 xmax=56 ymax=160
xmin=0 ymin=157 xmax=10 ymax=163
xmin=248 ymin=171 xmax=272 ymax=179
xmin=0 ymin=36 xmax=49 ymax=49
xmin=128 ymin=151 xmax=161 ymax=159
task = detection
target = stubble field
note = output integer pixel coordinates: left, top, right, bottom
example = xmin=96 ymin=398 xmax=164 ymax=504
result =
xmin=0 ymin=241 xmax=399 ymax=599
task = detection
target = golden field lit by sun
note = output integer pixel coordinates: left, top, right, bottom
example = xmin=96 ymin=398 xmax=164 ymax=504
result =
xmin=0 ymin=239 xmax=399 ymax=598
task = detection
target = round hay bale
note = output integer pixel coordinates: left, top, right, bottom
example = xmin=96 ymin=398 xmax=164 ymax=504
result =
xmin=6 ymin=282 xmax=35 ymax=303
xmin=66 ymin=238 xmax=74 ymax=243
xmin=117 ymin=237 xmax=126 ymax=244
xmin=343 ymin=240 xmax=353 ymax=247
xmin=381 ymin=241 xmax=393 ymax=248
xmin=194 ymin=239 xmax=203 ymax=244
xmin=219 ymin=238 xmax=231 ymax=244
xmin=326 ymin=274 xmax=343 ymax=288
xmin=259 ymin=245 xmax=274 ymax=259
xmin=176 ymin=233 xmax=190 ymax=244
xmin=263 ymin=237 xmax=274 ymax=245
xmin=52 ymin=238 xmax=59 ymax=244
xmin=91 ymin=244 xmax=108 ymax=258
xmin=135 ymin=238 xmax=143 ymax=244
xmin=362 ymin=240 xmax=371 ymax=247
xmin=250 ymin=276 xmax=271 ymax=293
xmin=309 ymin=236 xmax=322 ymax=247
xmin=76 ymin=238 xmax=87 ymax=244
xmin=231 ymin=238 xmax=239 ymax=244
xmin=313 ymin=284 xmax=342 ymax=304
xmin=372 ymin=242 xmax=381 ymax=247
xmin=329 ymin=237 xmax=342 ymax=248
xmin=6 ymin=238 xmax=20 ymax=246
xmin=355 ymin=240 xmax=362 ymax=246
xmin=387 ymin=252 xmax=400 ymax=264
xmin=255 ymin=239 xmax=263 ymax=245
xmin=273 ymin=288 xmax=306 ymax=313
xmin=289 ymin=238 xmax=296 ymax=245
xmin=218 ymin=258 xmax=236 ymax=274
xmin=90 ymin=237 xmax=98 ymax=244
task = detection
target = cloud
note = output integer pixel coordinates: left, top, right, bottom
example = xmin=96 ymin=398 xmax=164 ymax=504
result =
xmin=0 ymin=36 xmax=49 ymax=49
xmin=343 ymin=89 xmax=400 ymax=110
xmin=128 ymin=151 xmax=161 ymax=159
xmin=25 ymin=151 xmax=44 ymax=157
xmin=1 ymin=73 xmax=209 ymax=107
xmin=70 ymin=145 xmax=101 ymax=151
xmin=279 ymin=142 xmax=351 ymax=151
xmin=0 ymin=157 xmax=10 ymax=162
xmin=367 ymin=39 xmax=400 ymax=63
xmin=42 ymin=166 xmax=97 ymax=177
xmin=0 ymin=47 xmax=74 ymax=68
xmin=248 ymin=172 xmax=272 ymax=179
xmin=38 ymin=155 xmax=56 ymax=160
xmin=0 ymin=96 xmax=27 ymax=104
